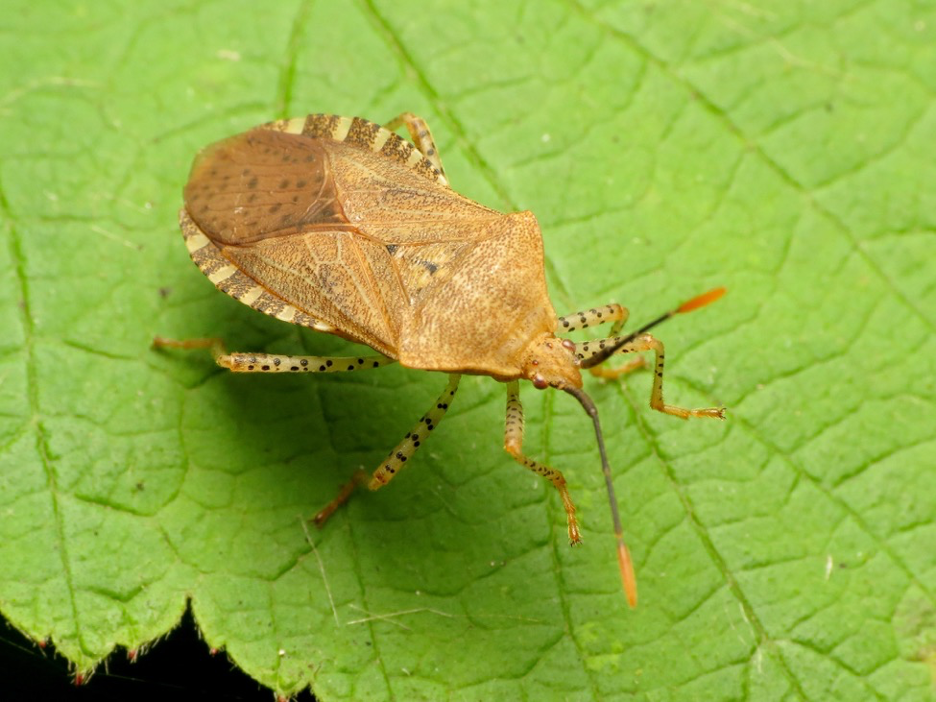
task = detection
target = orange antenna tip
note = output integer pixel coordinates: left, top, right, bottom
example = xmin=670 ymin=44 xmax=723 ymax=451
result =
xmin=677 ymin=286 xmax=726 ymax=314
xmin=617 ymin=541 xmax=638 ymax=608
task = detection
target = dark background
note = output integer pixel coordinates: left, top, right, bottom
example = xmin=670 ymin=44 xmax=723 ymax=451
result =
xmin=1 ymin=610 xmax=316 ymax=701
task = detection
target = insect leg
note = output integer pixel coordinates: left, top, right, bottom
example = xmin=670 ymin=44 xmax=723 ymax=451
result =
xmin=384 ymin=112 xmax=446 ymax=178
xmin=579 ymin=336 xmax=647 ymax=380
xmin=588 ymin=355 xmax=648 ymax=380
xmin=579 ymin=334 xmax=724 ymax=420
xmin=219 ymin=352 xmax=394 ymax=374
xmin=314 ymin=374 xmax=461 ymax=526
xmin=366 ymin=373 xmax=461 ymax=489
xmin=153 ymin=336 xmax=226 ymax=355
xmin=153 ymin=337 xmax=396 ymax=374
xmin=557 ymin=305 xmax=648 ymax=378
xmin=503 ymin=381 xmax=582 ymax=544
xmin=557 ymin=303 xmax=629 ymax=334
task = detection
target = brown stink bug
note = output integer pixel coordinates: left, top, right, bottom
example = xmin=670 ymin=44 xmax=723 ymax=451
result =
xmin=155 ymin=112 xmax=726 ymax=607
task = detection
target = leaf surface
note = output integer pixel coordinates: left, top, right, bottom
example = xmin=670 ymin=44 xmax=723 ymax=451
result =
xmin=1 ymin=1 xmax=934 ymax=699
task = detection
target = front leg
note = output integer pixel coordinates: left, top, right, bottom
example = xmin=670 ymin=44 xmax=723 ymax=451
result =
xmin=503 ymin=380 xmax=582 ymax=544
xmin=556 ymin=305 xmax=647 ymax=378
xmin=577 ymin=334 xmax=724 ymax=420
xmin=557 ymin=303 xmax=629 ymax=334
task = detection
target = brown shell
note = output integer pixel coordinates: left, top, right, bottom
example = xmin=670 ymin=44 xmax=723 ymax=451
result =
xmin=181 ymin=114 xmax=557 ymax=379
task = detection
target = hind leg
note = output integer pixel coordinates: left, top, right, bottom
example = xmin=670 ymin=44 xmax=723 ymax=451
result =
xmin=313 ymin=374 xmax=462 ymax=525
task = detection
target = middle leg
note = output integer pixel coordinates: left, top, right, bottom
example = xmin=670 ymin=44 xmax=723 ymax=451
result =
xmin=152 ymin=336 xmax=396 ymax=374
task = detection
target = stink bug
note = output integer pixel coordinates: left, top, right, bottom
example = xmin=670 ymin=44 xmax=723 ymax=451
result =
xmin=156 ymin=112 xmax=726 ymax=607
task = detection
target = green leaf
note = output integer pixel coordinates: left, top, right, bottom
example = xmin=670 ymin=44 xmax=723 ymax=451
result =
xmin=2 ymin=0 xmax=934 ymax=699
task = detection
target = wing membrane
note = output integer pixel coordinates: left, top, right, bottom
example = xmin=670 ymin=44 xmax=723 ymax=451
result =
xmin=184 ymin=124 xmax=551 ymax=367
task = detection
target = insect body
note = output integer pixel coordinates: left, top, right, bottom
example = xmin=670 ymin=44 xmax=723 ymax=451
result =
xmin=158 ymin=113 xmax=725 ymax=607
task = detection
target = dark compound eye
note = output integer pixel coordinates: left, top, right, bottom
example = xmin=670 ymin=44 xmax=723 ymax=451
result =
xmin=532 ymin=374 xmax=549 ymax=390
xmin=561 ymin=339 xmax=576 ymax=351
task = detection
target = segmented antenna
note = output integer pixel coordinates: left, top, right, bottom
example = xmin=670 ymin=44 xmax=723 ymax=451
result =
xmin=580 ymin=287 xmax=726 ymax=370
xmin=564 ymin=386 xmax=638 ymax=607
xmin=567 ymin=287 xmax=727 ymax=606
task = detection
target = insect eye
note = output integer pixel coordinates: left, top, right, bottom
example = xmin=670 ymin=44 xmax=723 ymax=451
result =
xmin=561 ymin=339 xmax=576 ymax=351
xmin=532 ymin=374 xmax=549 ymax=390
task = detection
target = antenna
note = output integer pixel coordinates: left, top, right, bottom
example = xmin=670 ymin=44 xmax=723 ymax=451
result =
xmin=567 ymin=287 xmax=727 ymax=606
xmin=563 ymin=386 xmax=638 ymax=608
xmin=580 ymin=287 xmax=726 ymax=369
